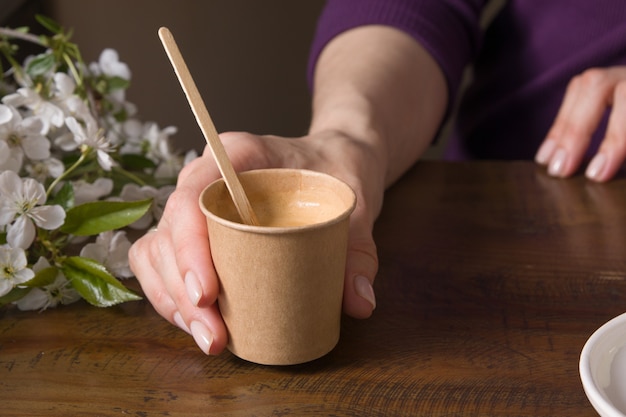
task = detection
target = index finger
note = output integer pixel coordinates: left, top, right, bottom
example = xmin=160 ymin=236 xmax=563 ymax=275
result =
xmin=161 ymin=155 xmax=222 ymax=305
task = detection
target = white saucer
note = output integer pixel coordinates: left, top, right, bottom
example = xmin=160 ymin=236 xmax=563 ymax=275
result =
xmin=580 ymin=312 xmax=626 ymax=417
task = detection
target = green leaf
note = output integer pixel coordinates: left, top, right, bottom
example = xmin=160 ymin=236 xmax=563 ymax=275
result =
xmin=107 ymin=76 xmax=130 ymax=92
xmin=119 ymin=154 xmax=157 ymax=170
xmin=60 ymin=199 xmax=152 ymax=236
xmin=0 ymin=287 xmax=31 ymax=307
xmin=49 ymin=181 xmax=75 ymax=210
xmin=93 ymin=78 xmax=108 ymax=95
xmin=14 ymin=26 xmax=31 ymax=34
xmin=35 ymin=14 xmax=62 ymax=34
xmin=61 ymin=256 xmax=141 ymax=307
xmin=23 ymin=267 xmax=58 ymax=288
xmin=26 ymin=53 xmax=55 ymax=77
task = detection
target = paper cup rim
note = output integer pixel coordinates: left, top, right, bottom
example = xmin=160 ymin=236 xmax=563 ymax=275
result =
xmin=199 ymin=168 xmax=356 ymax=234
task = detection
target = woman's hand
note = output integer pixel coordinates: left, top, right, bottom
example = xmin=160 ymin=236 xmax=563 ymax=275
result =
xmin=129 ymin=24 xmax=448 ymax=356
xmin=128 ymin=130 xmax=382 ymax=355
xmin=535 ymin=66 xmax=626 ymax=181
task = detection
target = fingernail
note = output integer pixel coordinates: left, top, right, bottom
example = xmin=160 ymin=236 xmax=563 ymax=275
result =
xmin=185 ymin=271 xmax=202 ymax=306
xmin=548 ymin=148 xmax=567 ymax=176
xmin=586 ymin=153 xmax=607 ymax=181
xmin=354 ymin=275 xmax=376 ymax=310
xmin=190 ymin=321 xmax=214 ymax=355
xmin=173 ymin=311 xmax=191 ymax=334
xmin=535 ymin=139 xmax=556 ymax=164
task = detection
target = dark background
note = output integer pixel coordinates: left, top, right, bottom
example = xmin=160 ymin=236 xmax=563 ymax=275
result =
xmin=3 ymin=0 xmax=325 ymax=153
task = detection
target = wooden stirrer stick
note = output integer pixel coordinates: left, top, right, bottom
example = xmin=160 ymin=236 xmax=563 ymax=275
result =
xmin=158 ymin=27 xmax=259 ymax=226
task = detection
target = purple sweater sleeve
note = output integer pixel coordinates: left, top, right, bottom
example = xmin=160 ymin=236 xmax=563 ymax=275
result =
xmin=307 ymin=0 xmax=489 ymax=107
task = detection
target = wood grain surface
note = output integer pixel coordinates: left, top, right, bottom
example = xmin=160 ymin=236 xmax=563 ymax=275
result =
xmin=2 ymin=161 xmax=625 ymax=416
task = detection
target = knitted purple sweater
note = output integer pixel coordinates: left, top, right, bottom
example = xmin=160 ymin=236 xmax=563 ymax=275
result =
xmin=308 ymin=1 xmax=626 ymax=160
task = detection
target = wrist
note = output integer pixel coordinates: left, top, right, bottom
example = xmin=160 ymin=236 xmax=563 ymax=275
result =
xmin=298 ymin=129 xmax=386 ymax=228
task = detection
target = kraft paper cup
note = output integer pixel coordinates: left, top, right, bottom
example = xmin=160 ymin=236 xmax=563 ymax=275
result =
xmin=199 ymin=168 xmax=356 ymax=365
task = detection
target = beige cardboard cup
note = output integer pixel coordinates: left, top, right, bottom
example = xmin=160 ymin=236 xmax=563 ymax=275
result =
xmin=199 ymin=168 xmax=356 ymax=365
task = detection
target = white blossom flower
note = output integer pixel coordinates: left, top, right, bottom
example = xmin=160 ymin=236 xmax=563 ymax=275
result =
xmin=0 ymin=106 xmax=14 ymax=168
xmin=80 ymin=230 xmax=133 ymax=278
xmin=52 ymin=72 xmax=75 ymax=98
xmin=120 ymin=183 xmax=175 ymax=229
xmin=2 ymin=87 xmax=65 ymax=133
xmin=0 ymin=104 xmax=51 ymax=164
xmin=51 ymin=73 xmax=91 ymax=121
xmin=0 ymin=103 xmax=11 ymax=123
xmin=15 ymin=257 xmax=80 ymax=311
xmin=89 ymin=48 xmax=131 ymax=106
xmin=0 ymin=23 xmax=182 ymax=310
xmin=155 ymin=149 xmax=198 ymax=179
xmin=72 ymin=178 xmax=114 ymax=205
xmin=52 ymin=129 xmax=79 ymax=152
xmin=0 ymin=146 xmax=24 ymax=172
xmin=119 ymin=120 xmax=182 ymax=177
xmin=25 ymin=157 xmax=65 ymax=183
xmin=0 ymin=244 xmax=34 ymax=297
xmin=89 ymin=48 xmax=131 ymax=80
xmin=0 ymin=170 xmax=66 ymax=249
xmin=0 ymin=140 xmax=12 ymax=167
xmin=121 ymin=120 xmax=178 ymax=160
xmin=65 ymin=115 xmax=116 ymax=171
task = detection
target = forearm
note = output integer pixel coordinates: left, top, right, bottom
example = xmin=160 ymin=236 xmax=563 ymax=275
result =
xmin=308 ymin=25 xmax=448 ymax=187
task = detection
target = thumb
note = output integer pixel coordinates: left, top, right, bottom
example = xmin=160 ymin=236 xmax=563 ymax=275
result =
xmin=342 ymin=214 xmax=378 ymax=319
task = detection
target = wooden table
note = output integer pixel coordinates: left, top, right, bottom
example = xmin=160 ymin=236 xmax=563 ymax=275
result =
xmin=2 ymin=161 xmax=625 ymax=416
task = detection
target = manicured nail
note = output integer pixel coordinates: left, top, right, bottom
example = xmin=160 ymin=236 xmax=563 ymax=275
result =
xmin=586 ymin=153 xmax=607 ymax=181
xmin=190 ymin=321 xmax=213 ymax=355
xmin=354 ymin=275 xmax=376 ymax=310
xmin=535 ymin=139 xmax=556 ymax=164
xmin=548 ymin=148 xmax=567 ymax=176
xmin=173 ymin=311 xmax=191 ymax=334
xmin=185 ymin=271 xmax=202 ymax=306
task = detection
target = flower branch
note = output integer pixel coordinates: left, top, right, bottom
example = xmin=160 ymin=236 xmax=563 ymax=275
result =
xmin=0 ymin=15 xmax=196 ymax=311
xmin=0 ymin=27 xmax=45 ymax=47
